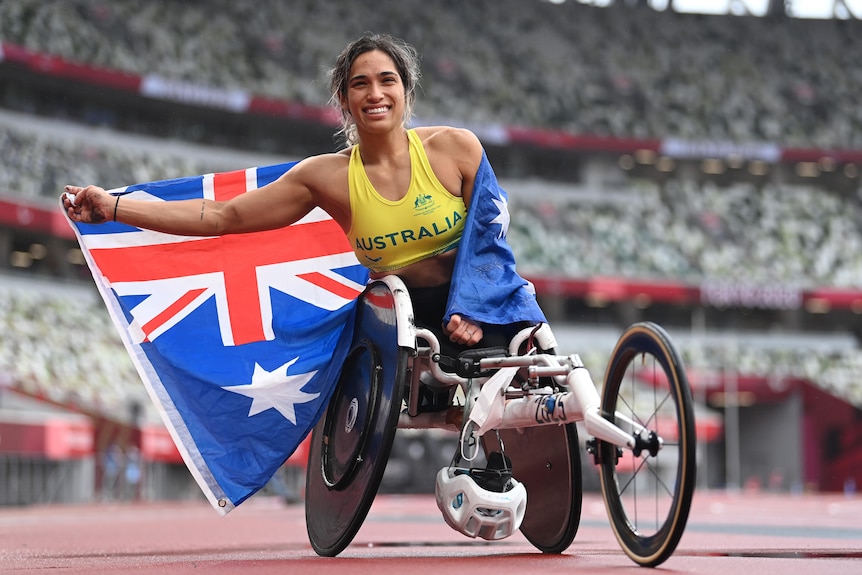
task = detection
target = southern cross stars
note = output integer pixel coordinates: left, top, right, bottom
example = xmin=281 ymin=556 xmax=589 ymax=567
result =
xmin=223 ymin=358 xmax=319 ymax=424
xmin=490 ymin=195 xmax=510 ymax=239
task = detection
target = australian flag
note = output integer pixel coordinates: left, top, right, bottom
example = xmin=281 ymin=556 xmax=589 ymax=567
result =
xmin=64 ymin=164 xmax=369 ymax=514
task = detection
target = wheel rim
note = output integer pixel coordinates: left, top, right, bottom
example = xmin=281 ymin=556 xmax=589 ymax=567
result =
xmin=599 ymin=323 xmax=696 ymax=566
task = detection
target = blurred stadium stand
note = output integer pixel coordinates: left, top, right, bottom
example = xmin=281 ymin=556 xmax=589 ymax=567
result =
xmin=0 ymin=0 xmax=860 ymax=504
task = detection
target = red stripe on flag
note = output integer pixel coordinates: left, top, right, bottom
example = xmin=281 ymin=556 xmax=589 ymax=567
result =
xmin=213 ymin=168 xmax=263 ymax=343
xmin=297 ymin=271 xmax=362 ymax=301
xmin=212 ymin=169 xmax=250 ymax=201
xmin=141 ymin=288 xmax=208 ymax=341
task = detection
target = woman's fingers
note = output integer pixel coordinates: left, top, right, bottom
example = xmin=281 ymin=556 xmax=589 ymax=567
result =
xmin=62 ymin=185 xmax=107 ymax=223
xmin=445 ymin=314 xmax=483 ymax=346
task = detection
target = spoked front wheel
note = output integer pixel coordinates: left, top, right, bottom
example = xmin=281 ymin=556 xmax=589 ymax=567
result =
xmin=597 ymin=322 xmax=696 ymax=567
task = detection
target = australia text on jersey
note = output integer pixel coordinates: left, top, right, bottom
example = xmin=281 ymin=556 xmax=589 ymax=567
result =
xmin=353 ymin=209 xmax=463 ymax=252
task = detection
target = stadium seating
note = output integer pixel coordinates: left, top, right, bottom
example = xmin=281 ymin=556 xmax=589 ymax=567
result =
xmin=0 ymin=279 xmax=152 ymax=423
xmin=0 ymin=120 xmax=210 ymax=199
xmin=507 ymin=177 xmax=862 ymax=288
xmin=0 ymin=0 xmax=860 ymax=148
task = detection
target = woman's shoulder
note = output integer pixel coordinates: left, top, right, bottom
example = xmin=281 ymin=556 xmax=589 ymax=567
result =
xmin=413 ymin=125 xmax=480 ymax=145
xmin=291 ymin=149 xmax=351 ymax=179
xmin=287 ymin=150 xmax=352 ymax=197
xmin=284 ymin=150 xmax=352 ymax=225
xmin=414 ymin=126 xmax=483 ymax=163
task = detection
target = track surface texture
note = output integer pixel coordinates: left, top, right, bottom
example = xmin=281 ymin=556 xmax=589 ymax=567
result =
xmin=1 ymin=491 xmax=860 ymax=574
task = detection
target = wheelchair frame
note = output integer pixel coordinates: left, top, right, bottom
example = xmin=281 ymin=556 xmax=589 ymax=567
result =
xmin=305 ymin=275 xmax=696 ymax=567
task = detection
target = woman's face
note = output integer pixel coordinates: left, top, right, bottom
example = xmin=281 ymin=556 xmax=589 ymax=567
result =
xmin=343 ymin=49 xmax=406 ymax=137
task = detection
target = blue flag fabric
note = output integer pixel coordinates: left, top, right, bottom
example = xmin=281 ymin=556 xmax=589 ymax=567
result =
xmin=444 ymin=153 xmax=547 ymax=327
xmin=64 ymin=163 xmax=369 ymax=514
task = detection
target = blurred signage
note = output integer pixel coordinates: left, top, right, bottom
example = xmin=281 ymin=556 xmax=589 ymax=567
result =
xmin=0 ymin=198 xmax=76 ymax=239
xmin=701 ymin=281 xmax=803 ymax=309
xmin=140 ymin=425 xmax=183 ymax=463
xmin=0 ymin=418 xmax=94 ymax=459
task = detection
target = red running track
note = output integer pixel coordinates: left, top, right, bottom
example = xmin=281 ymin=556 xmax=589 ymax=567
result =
xmin=1 ymin=491 xmax=860 ymax=574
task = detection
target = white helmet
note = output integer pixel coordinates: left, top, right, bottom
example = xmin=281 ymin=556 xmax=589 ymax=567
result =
xmin=434 ymin=453 xmax=527 ymax=541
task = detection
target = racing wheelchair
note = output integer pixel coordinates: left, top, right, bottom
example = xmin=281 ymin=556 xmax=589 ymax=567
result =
xmin=304 ymin=276 xmax=696 ymax=567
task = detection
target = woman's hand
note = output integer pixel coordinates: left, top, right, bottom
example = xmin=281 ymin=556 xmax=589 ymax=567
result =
xmin=63 ymin=185 xmax=114 ymax=224
xmin=445 ymin=314 xmax=483 ymax=346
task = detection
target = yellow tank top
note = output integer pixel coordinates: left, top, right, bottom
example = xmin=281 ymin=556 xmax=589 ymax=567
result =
xmin=347 ymin=129 xmax=466 ymax=273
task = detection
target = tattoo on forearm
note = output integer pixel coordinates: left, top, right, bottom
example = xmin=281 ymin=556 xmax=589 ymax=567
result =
xmin=200 ymin=200 xmax=205 ymax=221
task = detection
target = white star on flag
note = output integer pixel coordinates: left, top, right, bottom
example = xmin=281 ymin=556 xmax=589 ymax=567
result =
xmin=223 ymin=358 xmax=319 ymax=424
xmin=490 ymin=196 xmax=510 ymax=239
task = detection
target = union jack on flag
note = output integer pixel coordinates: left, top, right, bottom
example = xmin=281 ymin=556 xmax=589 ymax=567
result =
xmin=64 ymin=163 xmax=369 ymax=513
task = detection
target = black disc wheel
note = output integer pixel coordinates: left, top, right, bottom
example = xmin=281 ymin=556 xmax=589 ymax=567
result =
xmin=483 ymin=422 xmax=582 ymax=553
xmin=597 ymin=322 xmax=696 ymax=567
xmin=305 ymin=281 xmax=409 ymax=557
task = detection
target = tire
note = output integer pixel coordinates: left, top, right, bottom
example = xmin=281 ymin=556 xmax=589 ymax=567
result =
xmin=305 ymin=282 xmax=409 ymax=557
xmin=597 ymin=322 xmax=696 ymax=567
